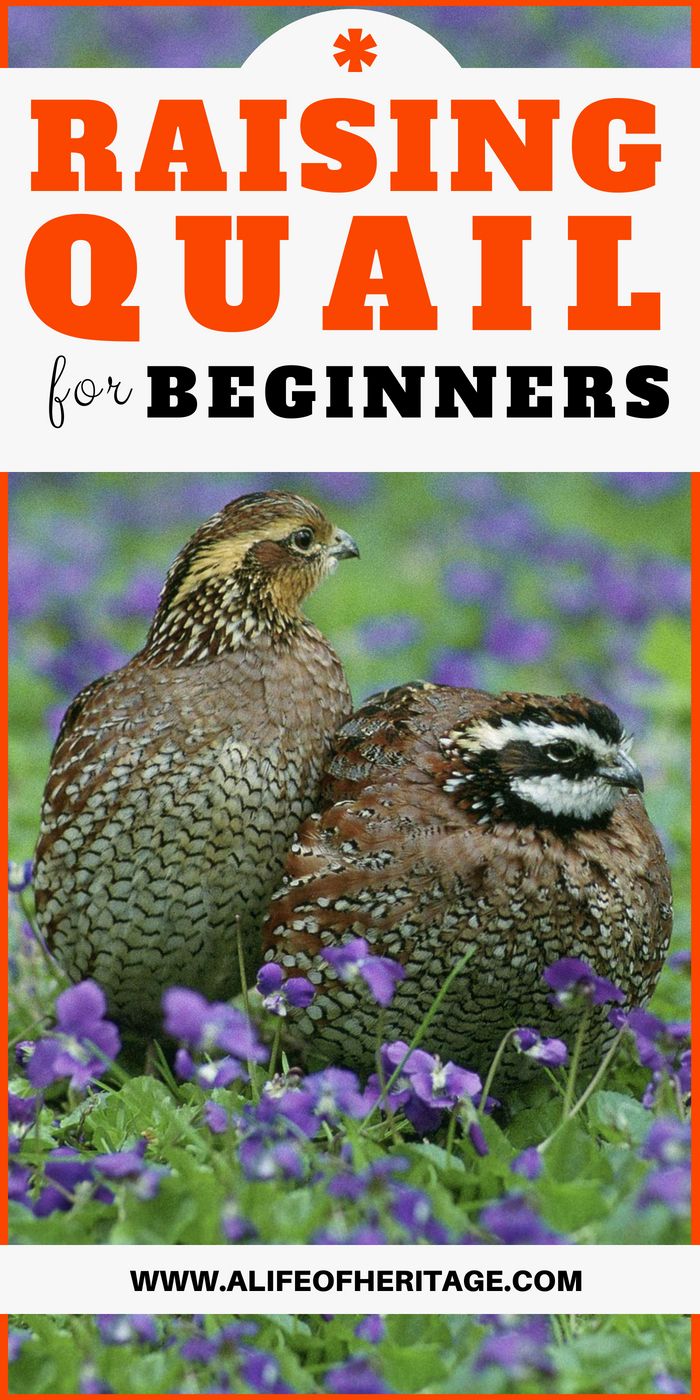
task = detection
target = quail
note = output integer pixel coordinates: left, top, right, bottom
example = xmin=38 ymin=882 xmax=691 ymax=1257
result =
xmin=34 ymin=490 xmax=359 ymax=1038
xmin=263 ymin=682 xmax=672 ymax=1081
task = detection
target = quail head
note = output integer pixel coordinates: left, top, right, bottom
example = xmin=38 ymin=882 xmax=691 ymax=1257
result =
xmin=34 ymin=490 xmax=359 ymax=1039
xmin=262 ymin=682 xmax=672 ymax=1084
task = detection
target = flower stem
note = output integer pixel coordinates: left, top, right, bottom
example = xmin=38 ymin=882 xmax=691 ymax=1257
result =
xmin=478 ymin=1029 xmax=515 ymax=1112
xmin=361 ymin=945 xmax=476 ymax=1127
xmin=539 ymin=1028 xmax=624 ymax=1153
xmin=562 ymin=1007 xmax=591 ymax=1120
xmin=235 ymin=917 xmax=259 ymax=1100
xmin=445 ymin=1106 xmax=459 ymax=1161
xmin=268 ymin=1023 xmax=282 ymax=1080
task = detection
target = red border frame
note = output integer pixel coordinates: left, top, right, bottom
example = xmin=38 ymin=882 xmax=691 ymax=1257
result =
xmin=2 ymin=2 xmax=697 ymax=1397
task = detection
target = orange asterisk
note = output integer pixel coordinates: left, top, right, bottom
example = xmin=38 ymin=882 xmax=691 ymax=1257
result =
xmin=333 ymin=28 xmax=377 ymax=73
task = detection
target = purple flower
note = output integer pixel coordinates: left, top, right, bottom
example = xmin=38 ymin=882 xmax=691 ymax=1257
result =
xmin=611 ymin=1007 xmax=689 ymax=1070
xmin=513 ymin=1026 xmax=569 ymax=1066
xmin=324 ymin=1358 xmax=388 ymax=1394
xmin=218 ymin=1322 xmax=259 ymax=1346
xmin=544 ymin=958 xmax=625 ymax=1008
xmin=431 ymin=647 xmax=482 ymax=689
xmin=511 ymin=1147 xmax=543 ymax=1180
xmin=238 ymin=1129 xmax=306 ymax=1183
xmin=642 ymin=1119 xmax=690 ymax=1166
xmin=181 ymin=1335 xmax=220 ymax=1363
xmin=222 ymin=1202 xmax=257 ymax=1243
xmin=326 ymin=1156 xmax=409 ymax=1203
xmin=256 ymin=963 xmax=315 ymax=1016
xmin=392 ymin=1185 xmax=449 ymax=1242
xmin=407 ymin=1053 xmax=481 ymax=1110
xmin=9 ymin=1090 xmax=38 ymax=1123
xmin=475 ymin=1323 xmax=554 ymax=1376
xmin=638 ymin=1165 xmax=689 ymax=1213
xmin=133 ymin=1167 xmax=168 ymax=1201
xmin=32 ymin=1147 xmax=113 ymax=1217
xmin=204 ymin=1101 xmax=230 ymax=1134
xmin=92 ymin=1140 xmax=148 ymax=1179
xmin=109 ymin=569 xmax=163 ymax=618
xmin=324 ymin=938 xmax=405 ymax=1007
xmin=604 ymin=473 xmax=686 ymax=500
xmin=9 ymin=1327 xmax=32 ymax=1362
xmin=592 ymin=560 xmax=652 ymax=625
xmin=163 ymin=987 xmax=267 ymax=1063
xmin=369 ymin=1041 xmax=481 ymax=1134
xmin=9 ymin=1162 xmax=32 ymax=1207
xmin=484 ymin=615 xmax=553 ymax=665
xmin=679 ymin=1050 xmax=691 ymax=1098
xmin=481 ymin=1196 xmax=563 ymax=1244
xmin=96 ymin=1315 xmax=158 ymax=1345
xmin=547 ymin=574 xmax=597 ymax=618
xmin=44 ymin=637 xmax=128 ymax=699
xmin=653 ymin=1374 xmax=688 ymax=1393
xmin=443 ymin=561 xmax=503 ymax=605
xmin=174 ymin=1047 xmax=242 ymax=1090
xmin=358 ymin=615 xmax=422 ymax=653
xmin=26 ymin=980 xmax=121 ymax=1092
xmin=464 ymin=501 xmax=541 ymax=550
xmin=468 ymin=1121 xmax=489 ymax=1157
xmin=355 ymin=1315 xmax=385 ymax=1344
xmin=80 ymin=1366 xmax=112 ymax=1394
xmin=276 ymin=1067 xmax=368 ymax=1136
xmin=644 ymin=559 xmax=690 ymax=615
xmin=668 ymin=949 xmax=690 ymax=974
xmin=8 ymin=859 xmax=33 ymax=892
xmin=240 ymin=1348 xmax=292 ymax=1393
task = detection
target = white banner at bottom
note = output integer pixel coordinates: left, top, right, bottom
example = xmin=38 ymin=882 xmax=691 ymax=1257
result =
xmin=3 ymin=1245 xmax=697 ymax=1315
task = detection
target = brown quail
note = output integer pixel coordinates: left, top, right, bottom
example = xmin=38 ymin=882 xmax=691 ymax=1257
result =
xmin=34 ymin=490 xmax=358 ymax=1038
xmin=262 ymin=682 xmax=672 ymax=1081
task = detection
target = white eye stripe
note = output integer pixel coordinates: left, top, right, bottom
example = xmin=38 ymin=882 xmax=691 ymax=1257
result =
xmin=511 ymin=773 xmax=621 ymax=819
xmin=452 ymin=718 xmax=624 ymax=762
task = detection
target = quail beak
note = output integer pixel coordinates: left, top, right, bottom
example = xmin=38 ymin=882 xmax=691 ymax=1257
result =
xmin=328 ymin=529 xmax=360 ymax=561
xmin=597 ymin=752 xmax=645 ymax=793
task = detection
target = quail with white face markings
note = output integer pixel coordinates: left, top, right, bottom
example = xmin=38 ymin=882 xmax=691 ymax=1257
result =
xmin=263 ymin=682 xmax=672 ymax=1081
xmin=34 ymin=490 xmax=359 ymax=1039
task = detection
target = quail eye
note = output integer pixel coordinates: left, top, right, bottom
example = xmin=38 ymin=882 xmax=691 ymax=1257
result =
xmin=545 ymin=740 xmax=577 ymax=762
xmin=291 ymin=527 xmax=314 ymax=551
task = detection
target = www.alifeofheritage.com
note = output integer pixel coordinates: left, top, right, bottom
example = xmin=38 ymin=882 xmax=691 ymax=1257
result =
xmin=129 ymin=1265 xmax=583 ymax=1297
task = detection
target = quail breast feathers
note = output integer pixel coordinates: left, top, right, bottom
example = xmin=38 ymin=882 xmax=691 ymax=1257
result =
xmin=263 ymin=682 xmax=672 ymax=1081
xmin=34 ymin=491 xmax=358 ymax=1038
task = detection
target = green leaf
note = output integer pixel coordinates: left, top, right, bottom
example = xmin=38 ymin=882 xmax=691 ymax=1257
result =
xmin=586 ymin=1090 xmax=651 ymax=1147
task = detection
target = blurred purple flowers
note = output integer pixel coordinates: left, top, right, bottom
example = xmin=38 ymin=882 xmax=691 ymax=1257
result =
xmin=475 ymin=1316 xmax=554 ymax=1377
xmin=240 ymin=1348 xmax=292 ymax=1394
xmin=610 ymin=1006 xmax=690 ymax=1106
xmin=324 ymin=938 xmax=405 ymax=1007
xmin=163 ymin=987 xmax=264 ymax=1058
xmin=638 ymin=1116 xmax=690 ymax=1215
xmin=324 ymin=1357 xmax=388 ymax=1393
xmin=8 ymin=859 xmax=33 ymax=892
xmin=355 ymin=1314 xmax=386 ymax=1344
xmin=511 ymin=1146 xmax=543 ymax=1180
xmin=358 ymin=615 xmax=422 ymax=653
xmin=272 ymin=1067 xmax=368 ymax=1137
xmin=484 ymin=615 xmax=553 ymax=665
xmin=96 ymin=1315 xmax=158 ymax=1345
xmin=481 ymin=1195 xmax=563 ymax=1244
xmin=544 ymin=958 xmax=625 ymax=1009
xmin=26 ymin=980 xmax=120 ymax=1092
